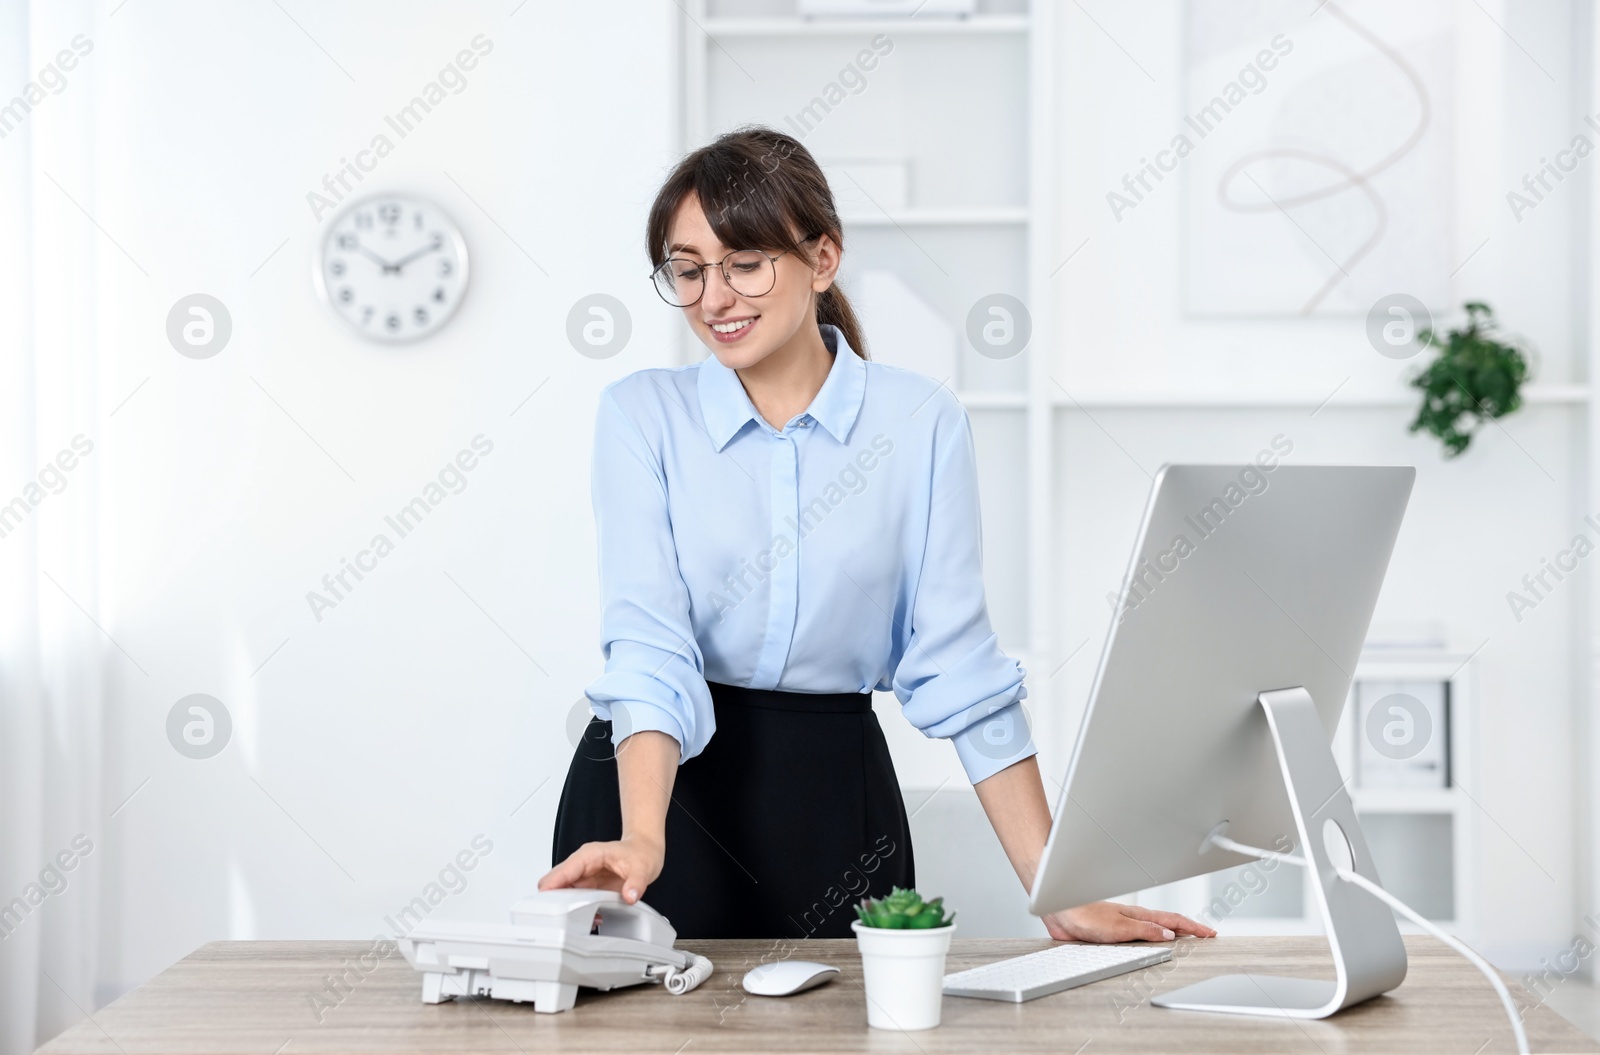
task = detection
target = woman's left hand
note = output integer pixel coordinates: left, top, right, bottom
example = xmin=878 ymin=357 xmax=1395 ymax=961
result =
xmin=1042 ymin=901 xmax=1217 ymax=944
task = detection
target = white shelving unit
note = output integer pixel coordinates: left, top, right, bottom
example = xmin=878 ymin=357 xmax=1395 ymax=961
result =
xmin=672 ymin=0 xmax=1597 ymax=953
xmin=675 ymin=0 xmax=1062 ymax=763
xmin=672 ymin=3 xmax=1580 ymax=947
xmin=1131 ymin=650 xmax=1479 ymax=940
xmin=1340 ymin=651 xmax=1478 ymax=938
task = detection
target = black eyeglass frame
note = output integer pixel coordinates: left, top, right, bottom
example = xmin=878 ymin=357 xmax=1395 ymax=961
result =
xmin=649 ymin=232 xmax=824 ymax=307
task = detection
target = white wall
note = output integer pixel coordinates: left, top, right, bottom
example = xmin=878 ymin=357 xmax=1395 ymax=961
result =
xmin=73 ymin=0 xmax=680 ymax=1001
xmin=18 ymin=0 xmax=1596 ymax=1016
xmin=1050 ymin=0 xmax=1587 ymax=968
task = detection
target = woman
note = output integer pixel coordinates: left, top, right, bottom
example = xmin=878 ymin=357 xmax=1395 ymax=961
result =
xmin=542 ymin=126 xmax=1214 ymax=946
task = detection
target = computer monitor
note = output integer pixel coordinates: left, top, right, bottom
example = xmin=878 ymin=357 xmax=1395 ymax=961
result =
xmin=1028 ymin=463 xmax=1416 ymax=1019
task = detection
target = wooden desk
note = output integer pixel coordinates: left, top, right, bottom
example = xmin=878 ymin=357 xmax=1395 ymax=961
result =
xmin=38 ymin=936 xmax=1598 ymax=1055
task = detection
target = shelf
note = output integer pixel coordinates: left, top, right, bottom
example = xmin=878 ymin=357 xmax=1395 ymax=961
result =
xmin=701 ymin=15 xmax=1029 ymax=36
xmin=1049 ymin=383 xmax=1590 ymax=409
xmin=1352 ymin=788 xmax=1461 ymax=814
xmin=957 ymin=390 xmax=1028 ymax=409
xmin=842 ymin=207 xmax=1029 ymax=227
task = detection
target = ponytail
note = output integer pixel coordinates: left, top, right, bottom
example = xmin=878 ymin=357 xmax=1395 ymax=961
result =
xmin=817 ymin=285 xmax=869 ymax=361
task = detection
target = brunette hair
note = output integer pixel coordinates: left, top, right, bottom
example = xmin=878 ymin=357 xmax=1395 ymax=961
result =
xmin=645 ymin=125 xmax=869 ymax=359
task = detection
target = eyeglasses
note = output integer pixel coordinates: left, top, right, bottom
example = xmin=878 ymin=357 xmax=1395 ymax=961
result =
xmin=650 ymin=233 xmax=822 ymax=307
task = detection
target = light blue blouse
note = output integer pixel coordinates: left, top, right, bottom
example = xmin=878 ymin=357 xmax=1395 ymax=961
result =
xmin=582 ymin=323 xmax=1037 ymax=785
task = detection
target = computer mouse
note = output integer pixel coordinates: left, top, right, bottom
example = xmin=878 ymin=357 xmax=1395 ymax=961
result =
xmin=741 ymin=960 xmax=841 ymax=996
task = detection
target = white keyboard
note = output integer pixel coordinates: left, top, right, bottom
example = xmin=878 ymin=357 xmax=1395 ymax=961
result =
xmin=943 ymin=943 xmax=1172 ymax=1003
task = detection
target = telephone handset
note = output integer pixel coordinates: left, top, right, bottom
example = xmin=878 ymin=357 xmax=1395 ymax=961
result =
xmin=398 ymin=888 xmax=715 ymax=1013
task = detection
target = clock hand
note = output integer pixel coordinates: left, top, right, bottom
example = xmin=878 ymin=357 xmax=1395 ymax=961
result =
xmin=353 ymin=244 xmax=399 ymax=272
xmin=388 ymin=242 xmax=442 ymax=272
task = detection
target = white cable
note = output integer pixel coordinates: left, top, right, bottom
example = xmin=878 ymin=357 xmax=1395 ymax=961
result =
xmin=1207 ymin=833 xmax=1529 ymax=1055
xmin=1334 ymin=868 xmax=1527 ymax=1055
xmin=1211 ymin=833 xmax=1305 ymax=868
xmin=662 ymin=954 xmax=715 ymax=995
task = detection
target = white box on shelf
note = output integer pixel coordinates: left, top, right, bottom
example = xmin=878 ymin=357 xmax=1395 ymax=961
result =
xmin=799 ymin=0 xmax=975 ymax=16
xmin=1353 ymin=678 xmax=1449 ymax=790
xmin=822 ymin=158 xmax=909 ymax=213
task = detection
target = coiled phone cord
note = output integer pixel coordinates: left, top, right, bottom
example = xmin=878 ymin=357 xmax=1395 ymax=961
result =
xmin=651 ymin=953 xmax=715 ymax=995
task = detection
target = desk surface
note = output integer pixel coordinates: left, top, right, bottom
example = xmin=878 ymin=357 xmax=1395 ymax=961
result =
xmin=38 ymin=936 xmax=1599 ymax=1055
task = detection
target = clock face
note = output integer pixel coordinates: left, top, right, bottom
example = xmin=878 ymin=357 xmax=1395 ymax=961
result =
xmin=314 ymin=194 xmax=468 ymax=342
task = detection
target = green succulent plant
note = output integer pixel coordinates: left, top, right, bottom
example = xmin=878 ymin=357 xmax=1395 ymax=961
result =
xmin=853 ymin=886 xmax=955 ymax=929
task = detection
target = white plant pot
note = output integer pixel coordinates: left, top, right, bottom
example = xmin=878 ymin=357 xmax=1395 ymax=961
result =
xmin=851 ymin=919 xmax=956 ymax=1031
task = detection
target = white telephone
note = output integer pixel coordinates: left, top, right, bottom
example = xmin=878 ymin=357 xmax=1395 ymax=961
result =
xmin=397 ymin=889 xmax=715 ymax=1013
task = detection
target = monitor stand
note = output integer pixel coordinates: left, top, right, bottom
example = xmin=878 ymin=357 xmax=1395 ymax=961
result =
xmin=1151 ymin=687 xmax=1409 ymax=1019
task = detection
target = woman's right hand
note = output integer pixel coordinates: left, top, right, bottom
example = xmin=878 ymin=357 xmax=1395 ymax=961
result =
xmin=538 ymin=832 xmax=665 ymax=904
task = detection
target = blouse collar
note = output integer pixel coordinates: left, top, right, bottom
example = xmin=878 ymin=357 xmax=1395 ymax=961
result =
xmin=697 ymin=323 xmax=867 ymax=452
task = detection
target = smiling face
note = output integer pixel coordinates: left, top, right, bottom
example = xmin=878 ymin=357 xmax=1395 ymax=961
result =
xmin=666 ymin=194 xmax=840 ymax=371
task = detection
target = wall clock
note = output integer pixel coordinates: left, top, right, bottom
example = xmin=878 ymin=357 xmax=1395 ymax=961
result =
xmin=313 ymin=193 xmax=469 ymax=342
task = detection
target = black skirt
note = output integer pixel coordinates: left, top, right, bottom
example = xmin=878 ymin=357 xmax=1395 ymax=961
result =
xmin=551 ymin=680 xmax=915 ymax=940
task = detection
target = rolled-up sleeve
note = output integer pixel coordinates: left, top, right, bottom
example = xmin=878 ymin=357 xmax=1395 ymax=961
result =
xmin=891 ymin=399 xmax=1037 ymax=785
xmin=582 ymin=383 xmax=714 ymax=764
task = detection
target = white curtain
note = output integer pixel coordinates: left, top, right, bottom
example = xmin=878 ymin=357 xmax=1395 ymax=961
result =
xmin=1 ymin=0 xmax=105 ymax=1051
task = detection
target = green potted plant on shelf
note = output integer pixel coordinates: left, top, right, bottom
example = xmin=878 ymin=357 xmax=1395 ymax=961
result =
xmin=851 ymin=886 xmax=957 ymax=1031
xmin=1408 ymin=301 xmax=1534 ymax=457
